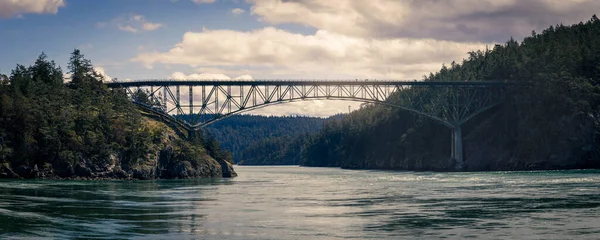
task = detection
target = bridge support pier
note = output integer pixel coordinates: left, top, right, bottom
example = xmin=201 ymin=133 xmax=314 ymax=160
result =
xmin=451 ymin=125 xmax=464 ymax=171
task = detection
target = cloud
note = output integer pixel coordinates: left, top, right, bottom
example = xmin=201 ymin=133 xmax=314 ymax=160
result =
xmin=78 ymin=43 xmax=93 ymax=50
xmin=170 ymin=71 xmax=253 ymax=80
xmin=132 ymin=27 xmax=487 ymax=79
xmin=195 ymin=67 xmax=256 ymax=78
xmin=118 ymin=24 xmax=139 ymax=33
xmin=62 ymin=72 xmax=72 ymax=83
xmin=102 ymin=14 xmax=164 ymax=33
xmin=171 ymin=72 xmax=235 ymax=80
xmin=249 ymin=0 xmax=600 ymax=42
xmin=231 ymin=8 xmax=246 ymax=15
xmin=95 ymin=67 xmax=113 ymax=82
xmin=61 ymin=66 xmax=111 ymax=83
xmin=191 ymin=0 xmax=216 ymax=4
xmin=0 ymin=0 xmax=65 ymax=18
xmin=142 ymin=22 xmax=163 ymax=31
xmin=247 ymin=100 xmax=361 ymax=117
xmin=233 ymin=75 xmax=253 ymax=80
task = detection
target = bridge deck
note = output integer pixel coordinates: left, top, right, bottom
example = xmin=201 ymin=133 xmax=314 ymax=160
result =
xmin=106 ymin=80 xmax=509 ymax=87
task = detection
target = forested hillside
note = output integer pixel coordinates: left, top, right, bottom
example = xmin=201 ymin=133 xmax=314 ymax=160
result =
xmin=302 ymin=16 xmax=600 ymax=171
xmin=0 ymin=50 xmax=235 ymax=179
xmin=205 ymin=115 xmax=338 ymax=164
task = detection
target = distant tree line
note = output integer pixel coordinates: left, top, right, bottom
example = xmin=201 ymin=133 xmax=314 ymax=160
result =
xmin=204 ymin=115 xmax=340 ymax=164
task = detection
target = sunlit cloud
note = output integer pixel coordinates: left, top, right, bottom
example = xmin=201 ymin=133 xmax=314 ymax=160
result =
xmin=0 ymin=0 xmax=65 ymax=18
xmin=133 ymin=27 xmax=487 ymax=79
xmin=94 ymin=66 xmax=113 ymax=82
xmin=100 ymin=14 xmax=165 ymax=33
xmin=231 ymin=8 xmax=246 ymax=15
xmin=249 ymin=0 xmax=600 ymax=42
xmin=191 ymin=0 xmax=216 ymax=4
xmin=78 ymin=43 xmax=94 ymax=50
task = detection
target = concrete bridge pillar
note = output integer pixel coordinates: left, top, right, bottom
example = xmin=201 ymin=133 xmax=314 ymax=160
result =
xmin=451 ymin=125 xmax=464 ymax=171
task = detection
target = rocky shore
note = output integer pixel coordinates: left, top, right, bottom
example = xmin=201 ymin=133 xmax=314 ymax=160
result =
xmin=0 ymin=116 xmax=237 ymax=180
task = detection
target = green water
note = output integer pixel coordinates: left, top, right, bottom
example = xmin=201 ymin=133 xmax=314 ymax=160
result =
xmin=1 ymin=166 xmax=599 ymax=239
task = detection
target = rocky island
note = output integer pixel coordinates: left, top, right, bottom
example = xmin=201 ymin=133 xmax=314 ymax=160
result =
xmin=0 ymin=50 xmax=235 ymax=179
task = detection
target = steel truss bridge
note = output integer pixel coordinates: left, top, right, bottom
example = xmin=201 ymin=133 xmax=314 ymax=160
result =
xmin=106 ymin=80 xmax=508 ymax=170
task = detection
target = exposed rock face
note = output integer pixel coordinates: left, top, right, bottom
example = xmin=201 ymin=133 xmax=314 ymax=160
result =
xmin=218 ymin=159 xmax=238 ymax=178
xmin=0 ymin=162 xmax=18 ymax=178
xmin=0 ymin=151 xmax=235 ymax=180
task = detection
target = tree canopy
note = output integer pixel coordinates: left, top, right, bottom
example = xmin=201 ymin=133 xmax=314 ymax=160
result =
xmin=0 ymin=50 xmax=233 ymax=179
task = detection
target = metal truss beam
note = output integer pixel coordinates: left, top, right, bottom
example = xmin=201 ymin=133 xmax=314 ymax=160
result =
xmin=119 ymin=81 xmax=506 ymax=131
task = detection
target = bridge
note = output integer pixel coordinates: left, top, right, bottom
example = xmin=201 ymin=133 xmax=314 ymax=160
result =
xmin=105 ymin=79 xmax=508 ymax=171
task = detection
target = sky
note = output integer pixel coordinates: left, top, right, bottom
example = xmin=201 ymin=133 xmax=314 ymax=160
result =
xmin=0 ymin=0 xmax=598 ymax=116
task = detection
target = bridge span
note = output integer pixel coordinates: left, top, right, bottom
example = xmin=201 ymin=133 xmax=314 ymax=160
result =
xmin=106 ymin=79 xmax=508 ymax=171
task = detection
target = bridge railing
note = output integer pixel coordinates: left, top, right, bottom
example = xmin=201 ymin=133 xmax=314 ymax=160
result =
xmin=107 ymin=79 xmax=510 ymax=88
xmin=112 ymin=79 xmax=419 ymax=82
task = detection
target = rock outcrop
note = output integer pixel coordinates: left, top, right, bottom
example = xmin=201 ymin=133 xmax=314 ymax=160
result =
xmin=0 ymin=116 xmax=236 ymax=180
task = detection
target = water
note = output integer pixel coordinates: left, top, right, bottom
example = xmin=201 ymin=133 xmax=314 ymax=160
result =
xmin=1 ymin=166 xmax=600 ymax=240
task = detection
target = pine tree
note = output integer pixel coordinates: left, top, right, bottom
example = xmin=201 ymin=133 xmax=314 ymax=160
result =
xmin=68 ymin=49 xmax=98 ymax=88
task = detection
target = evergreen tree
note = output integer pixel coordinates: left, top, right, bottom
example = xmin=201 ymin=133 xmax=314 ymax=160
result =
xmin=0 ymin=50 xmax=235 ymax=179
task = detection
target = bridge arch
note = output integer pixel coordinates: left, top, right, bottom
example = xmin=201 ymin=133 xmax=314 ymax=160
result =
xmin=190 ymin=96 xmax=454 ymax=129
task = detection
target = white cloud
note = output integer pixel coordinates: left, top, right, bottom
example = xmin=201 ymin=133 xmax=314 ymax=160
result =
xmin=249 ymin=0 xmax=600 ymax=42
xmin=233 ymin=74 xmax=253 ymax=80
xmin=62 ymin=72 xmax=72 ymax=83
xmin=78 ymin=43 xmax=93 ymax=50
xmin=191 ymin=0 xmax=215 ymax=4
xmin=231 ymin=8 xmax=245 ymax=15
xmin=118 ymin=24 xmax=139 ymax=33
xmin=0 ymin=0 xmax=65 ymax=18
xmin=103 ymin=14 xmax=164 ymax=33
xmin=170 ymin=71 xmax=234 ymax=80
xmin=170 ymin=71 xmax=253 ymax=80
xmin=195 ymin=67 xmax=256 ymax=78
xmin=94 ymin=67 xmax=114 ymax=82
xmin=62 ymin=67 xmax=113 ymax=83
xmin=247 ymin=100 xmax=361 ymax=117
xmin=142 ymin=22 xmax=163 ymax=31
xmin=133 ymin=27 xmax=487 ymax=79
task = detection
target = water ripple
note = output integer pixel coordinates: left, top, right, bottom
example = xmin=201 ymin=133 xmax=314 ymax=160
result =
xmin=1 ymin=167 xmax=600 ymax=239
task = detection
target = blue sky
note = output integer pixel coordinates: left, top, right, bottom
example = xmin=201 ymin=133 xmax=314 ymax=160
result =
xmin=1 ymin=0 xmax=309 ymax=80
xmin=1 ymin=0 xmax=596 ymax=116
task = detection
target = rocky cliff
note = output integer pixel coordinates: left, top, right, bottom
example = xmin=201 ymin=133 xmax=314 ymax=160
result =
xmin=0 ymin=50 xmax=236 ymax=180
xmin=0 ymin=115 xmax=236 ymax=180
